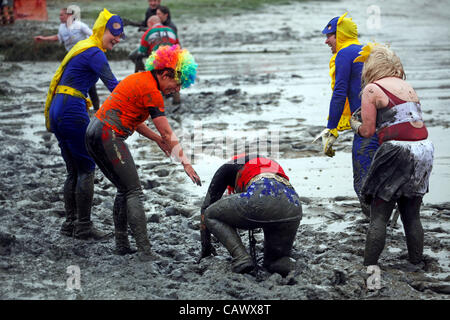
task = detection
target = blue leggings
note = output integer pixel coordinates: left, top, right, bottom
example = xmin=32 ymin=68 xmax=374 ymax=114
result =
xmin=352 ymin=133 xmax=379 ymax=198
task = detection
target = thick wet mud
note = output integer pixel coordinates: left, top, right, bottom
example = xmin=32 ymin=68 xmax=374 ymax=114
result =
xmin=0 ymin=0 xmax=449 ymax=300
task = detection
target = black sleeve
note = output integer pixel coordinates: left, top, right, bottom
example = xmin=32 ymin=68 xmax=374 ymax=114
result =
xmin=200 ymin=163 xmax=241 ymax=215
xmin=148 ymin=107 xmax=165 ymax=119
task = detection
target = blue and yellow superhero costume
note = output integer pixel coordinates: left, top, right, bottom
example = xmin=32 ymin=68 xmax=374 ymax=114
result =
xmin=44 ymin=9 xmax=122 ymax=239
xmin=323 ymin=13 xmax=379 ymax=211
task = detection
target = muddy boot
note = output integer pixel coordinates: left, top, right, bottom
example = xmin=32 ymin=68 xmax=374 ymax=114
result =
xmin=127 ymin=196 xmax=158 ymax=262
xmin=114 ymin=231 xmax=137 ymax=255
xmin=230 ymin=244 xmax=254 ymax=274
xmin=264 ymin=256 xmax=295 ymax=277
xmin=60 ymin=204 xmax=76 ymax=236
xmin=60 ymin=174 xmax=77 ymax=236
xmin=112 ymin=194 xmax=136 ymax=255
xmin=73 ymin=172 xmax=108 ymax=240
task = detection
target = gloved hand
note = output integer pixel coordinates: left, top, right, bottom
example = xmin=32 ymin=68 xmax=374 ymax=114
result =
xmin=313 ymin=128 xmax=339 ymax=157
xmin=350 ymin=108 xmax=363 ymax=135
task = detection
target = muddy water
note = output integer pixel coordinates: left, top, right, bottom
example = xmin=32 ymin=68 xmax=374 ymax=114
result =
xmin=0 ymin=0 xmax=449 ymax=300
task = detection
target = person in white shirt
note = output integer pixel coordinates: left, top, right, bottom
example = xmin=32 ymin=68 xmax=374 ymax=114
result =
xmin=35 ymin=5 xmax=99 ymax=110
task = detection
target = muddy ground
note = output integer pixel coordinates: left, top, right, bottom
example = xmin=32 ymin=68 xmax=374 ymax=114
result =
xmin=0 ymin=0 xmax=449 ymax=301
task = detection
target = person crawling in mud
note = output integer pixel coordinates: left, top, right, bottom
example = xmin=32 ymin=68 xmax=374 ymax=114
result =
xmin=317 ymin=12 xmax=379 ymax=217
xmin=85 ymin=44 xmax=201 ymax=261
xmin=199 ymin=153 xmax=302 ymax=277
xmin=44 ymin=9 xmax=124 ymax=241
xmin=350 ymin=43 xmax=434 ymax=267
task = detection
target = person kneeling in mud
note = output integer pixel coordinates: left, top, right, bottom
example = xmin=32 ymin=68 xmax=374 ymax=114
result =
xmin=85 ymin=45 xmax=201 ymax=261
xmin=199 ymin=154 xmax=302 ymax=277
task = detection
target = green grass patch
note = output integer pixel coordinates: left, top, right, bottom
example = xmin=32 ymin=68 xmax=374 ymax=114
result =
xmin=47 ymin=0 xmax=304 ymax=21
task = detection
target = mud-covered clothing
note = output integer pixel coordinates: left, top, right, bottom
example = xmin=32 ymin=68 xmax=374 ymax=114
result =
xmin=373 ymin=83 xmax=428 ymax=144
xmin=85 ymin=117 xmax=150 ymax=251
xmin=96 ymin=71 xmax=165 ymax=138
xmin=364 ymin=196 xmax=424 ymax=266
xmin=49 ymin=47 xmax=119 ymax=172
xmin=58 ymin=20 xmax=93 ymax=51
xmin=361 ymin=83 xmax=434 ymax=204
xmin=327 ymin=41 xmax=379 ymax=200
xmin=201 ymin=156 xmax=302 ymax=272
xmin=352 ymin=133 xmax=379 ymax=200
xmin=328 ymin=44 xmax=364 ymax=130
xmin=331 ymin=44 xmax=379 ymax=199
xmin=138 ymin=24 xmax=179 ymax=55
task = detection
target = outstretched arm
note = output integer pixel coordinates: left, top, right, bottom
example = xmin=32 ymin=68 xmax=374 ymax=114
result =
xmin=34 ymin=35 xmax=58 ymax=42
xmin=136 ymin=122 xmax=171 ymax=156
xmin=152 ymin=116 xmax=201 ymax=186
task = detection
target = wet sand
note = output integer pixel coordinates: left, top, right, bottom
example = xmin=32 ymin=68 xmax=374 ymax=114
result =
xmin=0 ymin=0 xmax=449 ymax=300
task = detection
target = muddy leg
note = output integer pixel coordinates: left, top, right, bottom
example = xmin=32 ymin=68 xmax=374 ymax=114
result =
xmin=113 ymin=192 xmax=136 ymax=255
xmin=204 ymin=197 xmax=255 ymax=274
xmin=263 ymin=219 xmax=300 ymax=277
xmin=363 ymin=197 xmax=396 ymax=266
xmin=397 ymin=196 xmax=424 ymax=264
xmin=73 ymin=171 xmax=107 ymax=240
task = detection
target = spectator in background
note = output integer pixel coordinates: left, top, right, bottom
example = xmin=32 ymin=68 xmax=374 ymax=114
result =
xmin=35 ymin=5 xmax=100 ymax=110
xmin=123 ymin=0 xmax=161 ymax=31
xmin=0 ymin=0 xmax=14 ymax=25
xmin=129 ymin=15 xmax=179 ymax=73
xmin=156 ymin=5 xmax=178 ymax=36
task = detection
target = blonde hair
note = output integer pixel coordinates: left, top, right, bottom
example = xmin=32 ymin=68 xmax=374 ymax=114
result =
xmin=361 ymin=45 xmax=405 ymax=88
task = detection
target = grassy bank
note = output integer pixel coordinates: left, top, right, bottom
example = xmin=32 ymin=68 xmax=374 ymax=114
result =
xmin=48 ymin=0 xmax=303 ymax=21
xmin=0 ymin=0 xmax=305 ymax=62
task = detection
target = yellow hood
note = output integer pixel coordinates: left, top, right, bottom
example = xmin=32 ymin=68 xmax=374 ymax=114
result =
xmin=44 ymin=8 xmax=116 ymax=132
xmin=328 ymin=12 xmax=360 ymax=131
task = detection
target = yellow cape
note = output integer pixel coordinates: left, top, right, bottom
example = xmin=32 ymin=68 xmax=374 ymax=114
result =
xmin=328 ymin=12 xmax=360 ymax=131
xmin=44 ymin=8 xmax=115 ymax=132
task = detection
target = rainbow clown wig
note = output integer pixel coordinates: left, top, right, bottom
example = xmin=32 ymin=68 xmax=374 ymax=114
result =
xmin=145 ymin=45 xmax=198 ymax=89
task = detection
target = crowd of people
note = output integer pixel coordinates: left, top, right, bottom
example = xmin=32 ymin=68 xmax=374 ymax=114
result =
xmin=38 ymin=2 xmax=433 ymax=279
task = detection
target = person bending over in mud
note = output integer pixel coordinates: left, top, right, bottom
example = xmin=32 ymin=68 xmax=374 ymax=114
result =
xmin=199 ymin=153 xmax=302 ymax=277
xmin=85 ymin=44 xmax=201 ymax=261
xmin=350 ymin=43 xmax=434 ymax=267
xmin=45 ymin=9 xmax=124 ymax=240
xmin=315 ymin=12 xmax=379 ymax=217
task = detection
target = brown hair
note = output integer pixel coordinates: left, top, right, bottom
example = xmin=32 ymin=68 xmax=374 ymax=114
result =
xmin=361 ymin=45 xmax=406 ymax=89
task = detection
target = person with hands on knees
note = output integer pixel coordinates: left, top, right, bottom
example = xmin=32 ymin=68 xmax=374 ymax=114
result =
xmin=350 ymin=43 xmax=433 ymax=268
xmin=316 ymin=12 xmax=379 ymax=217
xmin=199 ymin=153 xmax=302 ymax=277
xmin=85 ymin=44 xmax=201 ymax=261
xmin=45 ymin=9 xmax=123 ymax=241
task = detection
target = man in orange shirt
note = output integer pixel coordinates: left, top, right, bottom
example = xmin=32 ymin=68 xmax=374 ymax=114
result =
xmin=86 ymin=45 xmax=201 ymax=260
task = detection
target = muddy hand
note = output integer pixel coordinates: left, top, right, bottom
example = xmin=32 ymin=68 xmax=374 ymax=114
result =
xmin=313 ymin=128 xmax=338 ymax=157
xmin=350 ymin=109 xmax=362 ymax=135
xmin=156 ymin=138 xmax=171 ymax=157
xmin=184 ymin=163 xmax=202 ymax=186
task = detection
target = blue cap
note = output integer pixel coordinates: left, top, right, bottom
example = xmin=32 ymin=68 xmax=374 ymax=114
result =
xmin=322 ymin=16 xmax=339 ymax=34
xmin=106 ymin=15 xmax=125 ymax=39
